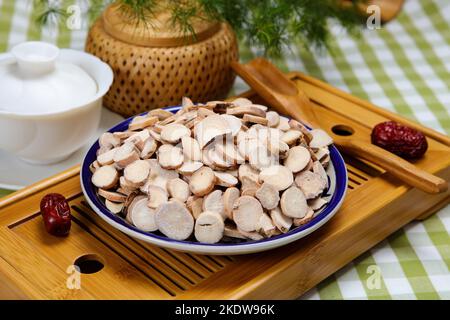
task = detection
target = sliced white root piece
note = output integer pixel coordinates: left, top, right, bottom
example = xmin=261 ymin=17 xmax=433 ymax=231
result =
xmin=237 ymin=228 xmax=264 ymax=241
xmin=194 ymin=114 xmax=231 ymax=149
xmin=276 ymin=116 xmax=290 ymax=131
xmin=309 ymin=129 xmax=333 ymax=149
xmin=92 ymin=165 xmax=119 ymax=189
xmin=194 ymin=211 xmax=225 ymax=244
xmin=124 ymin=160 xmax=151 ymax=185
xmin=220 ymin=114 xmax=242 ymax=136
xmin=113 ymin=131 xmax=133 ymax=141
xmin=214 ymin=171 xmax=238 ymax=187
xmin=242 ymin=114 xmax=268 ymax=126
xmin=161 ymin=123 xmax=191 ymax=143
xmin=209 ymin=147 xmax=235 ymax=169
xmin=288 ymin=119 xmax=313 ymax=142
xmin=186 ymin=196 xmax=203 ymax=219
xmin=189 ymin=166 xmax=216 ymax=196
xmin=266 ymin=111 xmax=280 ymax=127
xmin=293 ymin=208 xmax=314 ymax=226
xmin=98 ymin=188 xmax=127 ymax=202
xmin=154 ymin=201 xmax=194 ymax=240
xmin=157 ymin=144 xmax=184 ymax=169
xmin=308 ymin=197 xmax=329 ymax=211
xmin=321 ymin=154 xmax=331 ymax=169
xmin=232 ymin=97 xmax=252 ymax=107
xmin=140 ymin=138 xmax=157 ymax=159
xmin=255 ymin=183 xmax=280 ymax=210
xmin=89 ymin=160 xmax=100 ymax=173
xmin=129 ymin=198 xmax=158 ymax=232
xmin=281 ymin=130 xmax=302 ymax=145
xmin=223 ymin=187 xmax=240 ymax=220
xmin=125 ymin=130 xmax=150 ymax=150
xmin=113 ymin=142 xmax=140 ymax=168
xmin=313 ymin=161 xmax=329 ymax=189
xmin=294 ymin=171 xmax=326 ymax=199
xmin=148 ymin=159 xmax=179 ymax=180
xmin=238 ymin=163 xmax=260 ymax=184
xmin=227 ymin=106 xmax=266 ymax=118
xmin=257 ymin=212 xmax=277 ymax=237
xmin=126 ymin=195 xmax=146 ymax=223
xmin=99 ymin=132 xmax=120 ymax=149
xmin=105 ymin=199 xmax=124 ymax=214
xmin=248 ymin=144 xmax=276 ymax=170
xmin=148 ymin=108 xmax=173 ymax=120
xmin=167 ymin=178 xmax=191 ymax=203
xmin=270 ymin=207 xmax=292 ymax=233
xmin=259 ymin=165 xmax=293 ymax=191
xmin=314 ymin=147 xmax=330 ymax=162
xmin=215 ymin=141 xmax=244 ymax=164
xmin=97 ymin=147 xmax=117 ymax=166
xmin=181 ymin=136 xmax=201 ymax=161
xmin=148 ymin=129 xmax=162 ymax=142
xmin=232 ymin=196 xmax=264 ymax=232
xmin=237 ymin=137 xmax=259 ymax=161
xmin=178 ymin=161 xmax=203 ymax=175
xmin=128 ymin=115 xmax=158 ymax=131
xmin=202 ymin=190 xmax=225 ymax=220
xmin=280 ymin=186 xmax=308 ymax=218
xmin=147 ymin=185 xmax=169 ymax=209
xmin=224 ymin=225 xmax=248 ymax=239
xmin=284 ymin=146 xmax=311 ymax=173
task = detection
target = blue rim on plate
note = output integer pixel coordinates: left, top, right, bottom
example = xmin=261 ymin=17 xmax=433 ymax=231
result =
xmin=81 ymin=106 xmax=347 ymax=253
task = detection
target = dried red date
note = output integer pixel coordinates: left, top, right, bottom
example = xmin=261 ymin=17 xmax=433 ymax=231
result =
xmin=371 ymin=121 xmax=428 ymax=159
xmin=40 ymin=193 xmax=71 ymax=236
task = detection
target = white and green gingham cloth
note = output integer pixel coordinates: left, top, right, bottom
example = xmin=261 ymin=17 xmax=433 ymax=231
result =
xmin=0 ymin=0 xmax=449 ymax=300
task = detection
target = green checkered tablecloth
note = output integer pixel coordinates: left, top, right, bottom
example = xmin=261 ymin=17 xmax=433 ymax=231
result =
xmin=0 ymin=0 xmax=449 ymax=300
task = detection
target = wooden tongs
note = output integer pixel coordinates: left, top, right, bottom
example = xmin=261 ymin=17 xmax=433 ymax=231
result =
xmin=231 ymin=58 xmax=448 ymax=194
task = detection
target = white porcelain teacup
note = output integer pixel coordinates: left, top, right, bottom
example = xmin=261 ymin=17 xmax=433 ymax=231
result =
xmin=0 ymin=42 xmax=113 ymax=164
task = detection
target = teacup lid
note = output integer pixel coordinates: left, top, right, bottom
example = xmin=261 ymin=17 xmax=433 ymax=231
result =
xmin=0 ymin=41 xmax=97 ymax=115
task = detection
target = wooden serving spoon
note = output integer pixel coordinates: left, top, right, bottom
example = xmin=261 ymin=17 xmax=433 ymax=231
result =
xmin=231 ymin=58 xmax=448 ymax=194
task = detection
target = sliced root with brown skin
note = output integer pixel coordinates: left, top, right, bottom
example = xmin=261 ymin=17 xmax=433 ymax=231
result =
xmin=309 ymin=129 xmax=333 ymax=149
xmin=128 ymin=115 xmax=158 ymax=131
xmin=240 ymin=176 xmax=261 ymax=197
xmin=238 ymin=163 xmax=260 ymax=184
xmin=214 ymin=171 xmax=238 ymax=187
xmin=288 ymin=119 xmax=313 ymax=143
xmin=113 ymin=142 xmax=140 ymax=168
xmin=157 ymin=144 xmax=184 ymax=169
xmin=293 ymin=208 xmax=314 ymax=226
xmin=194 ymin=114 xmax=231 ymax=149
xmin=223 ymin=187 xmax=240 ymax=220
xmin=215 ymin=141 xmax=244 ymax=165
xmin=232 ymin=97 xmax=252 ymax=107
xmin=98 ymin=189 xmax=127 ymax=202
xmin=223 ymin=224 xmax=248 ymax=240
xmin=99 ymin=132 xmax=121 ymax=149
xmin=232 ymin=196 xmax=263 ymax=232
xmin=276 ymin=116 xmax=291 ymax=131
xmin=160 ymin=123 xmax=191 ymax=144
xmin=220 ymin=114 xmax=242 ymax=136
xmin=280 ymin=186 xmax=308 ymax=218
xmin=282 ymin=130 xmax=302 ymax=146
xmin=92 ymin=165 xmax=118 ymax=189
xmin=266 ymin=111 xmax=280 ymax=127
xmin=308 ymin=197 xmax=329 ymax=211
xmin=194 ymin=211 xmax=225 ymax=244
xmin=181 ymin=136 xmax=201 ymax=161
xmin=186 ymin=196 xmax=203 ymax=219
xmin=284 ymin=146 xmax=311 ymax=173
xmin=237 ymin=228 xmax=264 ymax=241
xmin=270 ymin=207 xmax=292 ymax=233
xmin=295 ymin=171 xmax=326 ymax=199
xmin=313 ymin=161 xmax=329 ymax=189
xmin=167 ymin=178 xmax=191 ymax=203
xmin=125 ymin=130 xmax=150 ymax=150
xmin=255 ymin=183 xmax=280 ymax=210
xmin=148 ymin=108 xmax=173 ymax=120
xmin=259 ymin=165 xmax=293 ymax=191
xmin=105 ymin=199 xmax=124 ymax=214
xmin=89 ymin=160 xmax=100 ymax=173
xmin=97 ymin=147 xmax=117 ymax=166
xmin=202 ymin=190 xmax=225 ymax=220
xmin=227 ymin=105 xmax=266 ymax=118
xmin=129 ymin=197 xmax=158 ymax=232
xmin=178 ymin=161 xmax=203 ymax=175
xmin=140 ymin=138 xmax=157 ymax=159
xmin=154 ymin=201 xmax=194 ymax=240
xmin=147 ymin=185 xmax=169 ymax=209
xmin=243 ymin=114 xmax=268 ymax=126
xmin=124 ymin=160 xmax=151 ymax=186
xmin=126 ymin=195 xmax=146 ymax=223
xmin=248 ymin=144 xmax=276 ymax=170
xmin=189 ymin=166 xmax=216 ymax=196
xmin=257 ymin=212 xmax=277 ymax=237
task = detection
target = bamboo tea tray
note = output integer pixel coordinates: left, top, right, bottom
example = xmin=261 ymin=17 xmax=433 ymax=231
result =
xmin=0 ymin=72 xmax=449 ymax=300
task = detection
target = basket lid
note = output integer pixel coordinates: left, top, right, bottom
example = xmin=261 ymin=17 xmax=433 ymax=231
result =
xmin=102 ymin=4 xmax=221 ymax=47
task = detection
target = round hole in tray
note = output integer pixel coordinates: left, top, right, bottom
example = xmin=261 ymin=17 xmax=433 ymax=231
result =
xmin=332 ymin=124 xmax=354 ymax=136
xmin=74 ymin=254 xmax=104 ymax=274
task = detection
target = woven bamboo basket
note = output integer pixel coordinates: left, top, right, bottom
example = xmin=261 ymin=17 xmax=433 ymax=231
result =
xmin=85 ymin=4 xmax=239 ymax=117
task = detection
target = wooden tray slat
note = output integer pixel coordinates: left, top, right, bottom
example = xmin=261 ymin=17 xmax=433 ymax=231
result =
xmin=0 ymin=72 xmax=448 ymax=300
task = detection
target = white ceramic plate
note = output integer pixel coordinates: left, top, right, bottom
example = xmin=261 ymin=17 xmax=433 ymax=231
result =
xmin=0 ymin=107 xmax=123 ymax=190
xmin=81 ymin=107 xmax=348 ymax=255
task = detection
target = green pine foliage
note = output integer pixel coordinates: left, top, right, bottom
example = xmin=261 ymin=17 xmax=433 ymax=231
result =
xmin=36 ymin=0 xmax=365 ymax=56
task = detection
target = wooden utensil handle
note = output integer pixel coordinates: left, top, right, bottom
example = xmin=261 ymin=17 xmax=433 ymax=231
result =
xmin=340 ymin=139 xmax=448 ymax=194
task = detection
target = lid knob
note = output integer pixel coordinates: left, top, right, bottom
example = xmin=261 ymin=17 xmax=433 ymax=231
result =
xmin=9 ymin=41 xmax=59 ymax=75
